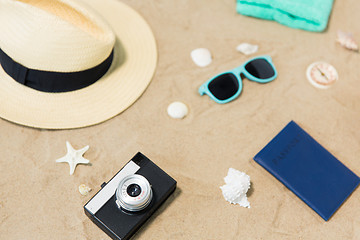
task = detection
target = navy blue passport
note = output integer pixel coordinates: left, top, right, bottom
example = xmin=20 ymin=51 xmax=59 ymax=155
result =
xmin=254 ymin=121 xmax=360 ymax=221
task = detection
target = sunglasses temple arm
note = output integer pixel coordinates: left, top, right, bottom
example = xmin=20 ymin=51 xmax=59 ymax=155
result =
xmin=198 ymin=84 xmax=207 ymax=96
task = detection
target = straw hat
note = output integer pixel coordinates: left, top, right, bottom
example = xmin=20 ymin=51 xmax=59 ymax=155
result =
xmin=0 ymin=0 xmax=157 ymax=129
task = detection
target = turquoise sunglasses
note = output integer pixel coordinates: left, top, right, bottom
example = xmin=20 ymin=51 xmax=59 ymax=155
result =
xmin=198 ymin=55 xmax=277 ymax=104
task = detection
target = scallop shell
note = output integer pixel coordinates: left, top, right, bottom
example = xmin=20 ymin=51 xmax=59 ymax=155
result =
xmin=79 ymin=184 xmax=92 ymax=196
xmin=236 ymin=43 xmax=258 ymax=55
xmin=191 ymin=48 xmax=212 ymax=67
xmin=220 ymin=168 xmax=251 ymax=208
xmin=336 ymin=30 xmax=359 ymax=51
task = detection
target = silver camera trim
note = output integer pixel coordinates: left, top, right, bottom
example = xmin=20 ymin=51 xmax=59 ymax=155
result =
xmin=84 ymin=161 xmax=140 ymax=215
xmin=115 ymin=174 xmax=153 ymax=212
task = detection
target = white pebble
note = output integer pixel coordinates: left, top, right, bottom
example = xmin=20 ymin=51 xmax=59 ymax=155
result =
xmin=167 ymin=102 xmax=188 ymax=119
xmin=191 ymin=48 xmax=212 ymax=67
xmin=236 ymin=43 xmax=258 ymax=55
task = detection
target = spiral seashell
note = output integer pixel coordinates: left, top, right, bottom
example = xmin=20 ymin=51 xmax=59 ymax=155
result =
xmin=220 ymin=168 xmax=251 ymax=208
xmin=336 ymin=30 xmax=359 ymax=51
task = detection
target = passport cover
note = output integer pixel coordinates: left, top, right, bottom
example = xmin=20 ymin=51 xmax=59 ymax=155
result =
xmin=254 ymin=121 xmax=360 ymax=221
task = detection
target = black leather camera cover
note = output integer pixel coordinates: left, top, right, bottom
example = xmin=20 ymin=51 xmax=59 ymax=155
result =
xmin=84 ymin=152 xmax=177 ymax=240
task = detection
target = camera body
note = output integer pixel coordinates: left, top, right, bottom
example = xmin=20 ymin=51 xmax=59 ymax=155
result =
xmin=84 ymin=152 xmax=177 ymax=240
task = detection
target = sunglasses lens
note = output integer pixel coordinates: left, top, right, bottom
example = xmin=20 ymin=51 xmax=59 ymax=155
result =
xmin=245 ymin=58 xmax=275 ymax=79
xmin=208 ymin=73 xmax=239 ymax=100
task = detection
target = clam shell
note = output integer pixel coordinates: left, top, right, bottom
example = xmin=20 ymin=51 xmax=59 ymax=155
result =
xmin=191 ymin=48 xmax=212 ymax=67
xmin=236 ymin=43 xmax=258 ymax=55
xmin=167 ymin=101 xmax=188 ymax=119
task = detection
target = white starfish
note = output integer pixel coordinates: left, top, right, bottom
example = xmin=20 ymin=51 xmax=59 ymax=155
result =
xmin=56 ymin=141 xmax=90 ymax=175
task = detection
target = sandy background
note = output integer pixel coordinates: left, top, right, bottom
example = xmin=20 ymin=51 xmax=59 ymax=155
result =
xmin=1 ymin=0 xmax=360 ymax=239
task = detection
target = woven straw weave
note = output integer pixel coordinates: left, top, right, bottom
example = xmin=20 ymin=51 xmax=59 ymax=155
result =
xmin=0 ymin=0 xmax=157 ymax=129
xmin=0 ymin=0 xmax=115 ymax=72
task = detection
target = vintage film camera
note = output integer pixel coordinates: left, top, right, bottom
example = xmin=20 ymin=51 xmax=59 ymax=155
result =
xmin=84 ymin=152 xmax=177 ymax=240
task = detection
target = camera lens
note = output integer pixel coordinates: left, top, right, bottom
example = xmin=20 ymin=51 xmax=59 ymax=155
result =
xmin=116 ymin=174 xmax=152 ymax=212
xmin=127 ymin=184 xmax=141 ymax=197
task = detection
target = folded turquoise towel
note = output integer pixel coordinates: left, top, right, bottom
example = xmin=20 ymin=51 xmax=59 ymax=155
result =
xmin=236 ymin=0 xmax=334 ymax=32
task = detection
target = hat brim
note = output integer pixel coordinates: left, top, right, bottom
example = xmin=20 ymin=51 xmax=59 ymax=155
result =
xmin=0 ymin=0 xmax=157 ymax=129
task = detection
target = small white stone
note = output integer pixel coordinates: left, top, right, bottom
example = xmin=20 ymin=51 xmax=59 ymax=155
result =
xmin=191 ymin=48 xmax=212 ymax=67
xmin=167 ymin=101 xmax=188 ymax=119
xmin=220 ymin=168 xmax=251 ymax=208
xmin=236 ymin=43 xmax=259 ymax=55
xmin=79 ymin=184 xmax=92 ymax=196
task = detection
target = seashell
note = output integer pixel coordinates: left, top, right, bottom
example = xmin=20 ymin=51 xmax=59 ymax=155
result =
xmin=220 ymin=168 xmax=251 ymax=208
xmin=236 ymin=43 xmax=259 ymax=55
xmin=220 ymin=184 xmax=244 ymax=202
xmin=167 ymin=101 xmax=188 ymax=119
xmin=336 ymin=30 xmax=359 ymax=51
xmin=79 ymin=184 xmax=92 ymax=196
xmin=191 ymin=48 xmax=212 ymax=67
xmin=224 ymin=168 xmax=250 ymax=188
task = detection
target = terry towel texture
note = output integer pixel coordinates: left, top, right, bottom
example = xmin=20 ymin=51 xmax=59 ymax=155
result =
xmin=236 ymin=0 xmax=334 ymax=32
